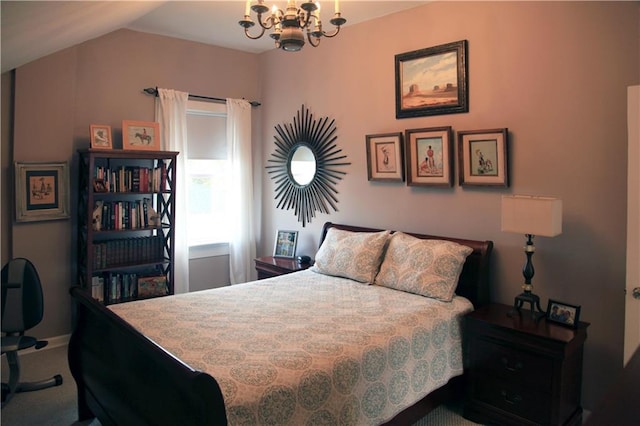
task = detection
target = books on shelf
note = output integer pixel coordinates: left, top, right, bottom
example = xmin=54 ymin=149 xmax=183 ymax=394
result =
xmin=93 ymin=198 xmax=160 ymax=231
xmin=92 ymin=235 xmax=164 ymax=269
xmin=91 ymin=271 xmax=167 ymax=304
xmin=94 ymin=162 xmax=167 ymax=193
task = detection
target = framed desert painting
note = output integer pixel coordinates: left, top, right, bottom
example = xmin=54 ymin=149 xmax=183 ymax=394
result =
xmin=395 ymin=40 xmax=468 ymax=119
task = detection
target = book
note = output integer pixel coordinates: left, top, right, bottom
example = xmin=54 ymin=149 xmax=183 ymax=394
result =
xmin=137 ymin=275 xmax=168 ymax=298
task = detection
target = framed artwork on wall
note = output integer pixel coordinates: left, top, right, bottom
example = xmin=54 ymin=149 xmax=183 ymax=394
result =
xmin=122 ymin=120 xmax=160 ymax=151
xmin=365 ymin=132 xmax=404 ymax=182
xmin=395 ymin=40 xmax=468 ymax=119
xmin=404 ymin=126 xmax=453 ymax=187
xmin=89 ymin=124 xmax=112 ymax=149
xmin=14 ymin=161 xmax=70 ymax=222
xmin=273 ymin=230 xmax=299 ymax=258
xmin=458 ymin=128 xmax=509 ymax=187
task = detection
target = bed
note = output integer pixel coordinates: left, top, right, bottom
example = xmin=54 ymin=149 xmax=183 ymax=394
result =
xmin=68 ymin=222 xmax=493 ymax=425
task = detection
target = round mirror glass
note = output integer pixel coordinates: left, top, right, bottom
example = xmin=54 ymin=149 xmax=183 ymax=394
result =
xmin=289 ymin=145 xmax=316 ymax=186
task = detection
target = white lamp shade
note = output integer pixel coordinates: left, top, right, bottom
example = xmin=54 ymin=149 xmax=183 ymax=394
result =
xmin=501 ymin=195 xmax=563 ymax=237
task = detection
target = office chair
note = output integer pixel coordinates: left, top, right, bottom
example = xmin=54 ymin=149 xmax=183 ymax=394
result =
xmin=1 ymin=258 xmax=63 ymax=407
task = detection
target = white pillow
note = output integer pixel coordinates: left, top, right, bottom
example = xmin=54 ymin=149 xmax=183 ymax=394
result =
xmin=311 ymin=228 xmax=391 ymax=284
xmin=374 ymin=232 xmax=473 ymax=301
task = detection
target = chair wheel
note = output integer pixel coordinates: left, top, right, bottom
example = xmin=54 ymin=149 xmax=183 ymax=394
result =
xmin=54 ymin=375 xmax=63 ymax=386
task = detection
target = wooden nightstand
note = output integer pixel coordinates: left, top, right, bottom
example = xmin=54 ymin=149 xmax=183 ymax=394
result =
xmin=464 ymin=303 xmax=589 ymax=426
xmin=254 ymin=256 xmax=313 ymax=280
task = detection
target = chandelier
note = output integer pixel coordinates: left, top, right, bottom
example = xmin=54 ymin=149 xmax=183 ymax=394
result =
xmin=239 ymin=1 xmax=347 ymax=52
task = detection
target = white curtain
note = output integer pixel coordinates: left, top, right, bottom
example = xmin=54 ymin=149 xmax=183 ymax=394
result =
xmin=155 ymin=88 xmax=190 ymax=294
xmin=227 ymin=98 xmax=256 ymax=284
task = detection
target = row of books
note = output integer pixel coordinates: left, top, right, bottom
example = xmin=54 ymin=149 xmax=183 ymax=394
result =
xmin=92 ymin=198 xmax=160 ymax=231
xmin=93 ymin=235 xmax=164 ymax=269
xmin=94 ymin=163 xmax=167 ymax=193
xmin=91 ymin=272 xmax=168 ymax=304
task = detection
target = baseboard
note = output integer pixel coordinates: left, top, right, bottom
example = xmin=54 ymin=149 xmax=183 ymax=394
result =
xmin=1 ymin=334 xmax=70 ymax=357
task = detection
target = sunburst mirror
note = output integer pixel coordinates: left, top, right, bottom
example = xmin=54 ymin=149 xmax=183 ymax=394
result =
xmin=267 ymin=105 xmax=351 ymax=226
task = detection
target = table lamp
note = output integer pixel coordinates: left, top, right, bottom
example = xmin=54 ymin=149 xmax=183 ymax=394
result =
xmin=501 ymin=195 xmax=562 ymax=317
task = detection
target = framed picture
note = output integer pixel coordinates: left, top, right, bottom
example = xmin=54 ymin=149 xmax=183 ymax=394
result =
xmin=395 ymin=40 xmax=468 ymax=119
xmin=365 ymin=132 xmax=404 ymax=182
xmin=546 ymin=299 xmax=581 ymax=328
xmin=273 ymin=230 xmax=298 ymax=258
xmin=89 ymin=124 xmax=112 ymax=149
xmin=122 ymin=120 xmax=160 ymax=151
xmin=404 ymin=126 xmax=453 ymax=187
xmin=458 ymin=128 xmax=509 ymax=187
xmin=14 ymin=161 xmax=70 ymax=222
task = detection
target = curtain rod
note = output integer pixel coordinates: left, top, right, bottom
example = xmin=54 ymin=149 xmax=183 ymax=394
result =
xmin=143 ymin=87 xmax=261 ymax=107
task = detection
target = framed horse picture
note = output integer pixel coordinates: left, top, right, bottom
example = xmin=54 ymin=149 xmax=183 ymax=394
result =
xmin=122 ymin=120 xmax=160 ymax=151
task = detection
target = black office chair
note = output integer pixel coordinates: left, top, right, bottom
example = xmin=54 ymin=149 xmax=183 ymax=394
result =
xmin=1 ymin=258 xmax=63 ymax=407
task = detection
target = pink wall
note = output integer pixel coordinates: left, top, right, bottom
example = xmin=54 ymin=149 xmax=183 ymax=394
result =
xmin=5 ymin=29 xmax=260 ymax=343
xmin=258 ymin=1 xmax=639 ymax=409
xmin=1 ymin=1 xmax=638 ymax=412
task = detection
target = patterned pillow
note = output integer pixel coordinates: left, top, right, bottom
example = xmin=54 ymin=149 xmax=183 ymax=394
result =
xmin=374 ymin=232 xmax=473 ymax=301
xmin=311 ymin=228 xmax=391 ymax=284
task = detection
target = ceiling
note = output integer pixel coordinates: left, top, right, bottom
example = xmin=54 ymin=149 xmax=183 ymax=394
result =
xmin=1 ymin=1 xmax=428 ymax=74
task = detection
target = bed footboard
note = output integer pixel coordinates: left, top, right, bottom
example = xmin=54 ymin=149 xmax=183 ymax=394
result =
xmin=68 ymin=287 xmax=227 ymax=426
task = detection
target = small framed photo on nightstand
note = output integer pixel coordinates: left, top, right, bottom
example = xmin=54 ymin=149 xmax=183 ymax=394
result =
xmin=546 ymin=299 xmax=581 ymax=328
xmin=273 ymin=230 xmax=298 ymax=258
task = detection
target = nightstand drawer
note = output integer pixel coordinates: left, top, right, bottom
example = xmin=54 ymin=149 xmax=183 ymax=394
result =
xmin=474 ymin=337 xmax=553 ymax=391
xmin=473 ymin=376 xmax=550 ymax=424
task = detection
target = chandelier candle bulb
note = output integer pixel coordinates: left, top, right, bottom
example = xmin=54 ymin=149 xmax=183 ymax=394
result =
xmin=335 ymin=0 xmax=340 ymax=14
xmin=245 ymin=0 xmax=251 ymax=16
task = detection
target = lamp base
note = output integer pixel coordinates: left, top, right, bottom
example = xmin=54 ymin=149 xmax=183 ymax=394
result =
xmin=509 ymin=291 xmax=545 ymax=319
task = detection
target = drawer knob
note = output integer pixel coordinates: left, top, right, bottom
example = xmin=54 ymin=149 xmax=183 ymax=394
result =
xmin=501 ymin=390 xmax=523 ymax=405
xmin=501 ymin=356 xmax=523 ymax=372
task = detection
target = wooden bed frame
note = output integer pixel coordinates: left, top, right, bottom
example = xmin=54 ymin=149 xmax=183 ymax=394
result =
xmin=68 ymin=222 xmax=493 ymax=425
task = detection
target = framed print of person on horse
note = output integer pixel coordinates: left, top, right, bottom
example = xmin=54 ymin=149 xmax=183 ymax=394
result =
xmin=457 ymin=128 xmax=509 ymax=187
xmin=122 ymin=120 xmax=160 ymax=151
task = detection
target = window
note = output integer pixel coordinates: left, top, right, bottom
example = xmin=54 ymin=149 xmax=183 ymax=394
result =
xmin=186 ymin=100 xmax=230 ymax=257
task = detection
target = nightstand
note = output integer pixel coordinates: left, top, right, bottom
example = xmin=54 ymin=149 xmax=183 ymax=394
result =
xmin=464 ymin=303 xmax=589 ymax=426
xmin=254 ymin=256 xmax=313 ymax=280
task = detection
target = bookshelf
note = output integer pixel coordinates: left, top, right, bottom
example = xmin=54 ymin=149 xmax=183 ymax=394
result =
xmin=77 ymin=149 xmax=178 ymax=305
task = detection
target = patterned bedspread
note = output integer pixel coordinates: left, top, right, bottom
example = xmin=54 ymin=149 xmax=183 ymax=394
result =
xmin=109 ymin=269 xmax=474 ymax=425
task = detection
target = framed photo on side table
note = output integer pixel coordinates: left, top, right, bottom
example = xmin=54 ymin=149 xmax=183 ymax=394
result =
xmin=14 ymin=161 xmax=70 ymax=222
xmin=395 ymin=40 xmax=468 ymax=119
xmin=404 ymin=126 xmax=453 ymax=187
xmin=365 ymin=132 xmax=404 ymax=182
xmin=122 ymin=120 xmax=160 ymax=151
xmin=89 ymin=124 xmax=112 ymax=149
xmin=458 ymin=128 xmax=509 ymax=187
xmin=546 ymin=299 xmax=581 ymax=328
xmin=273 ymin=230 xmax=299 ymax=258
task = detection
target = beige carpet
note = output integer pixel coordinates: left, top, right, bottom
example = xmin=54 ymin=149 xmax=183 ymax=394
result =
xmin=1 ymin=344 xmax=481 ymax=425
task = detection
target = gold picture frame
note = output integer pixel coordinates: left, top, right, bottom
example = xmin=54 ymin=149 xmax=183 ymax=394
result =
xmin=122 ymin=120 xmax=160 ymax=151
xmin=14 ymin=161 xmax=70 ymax=222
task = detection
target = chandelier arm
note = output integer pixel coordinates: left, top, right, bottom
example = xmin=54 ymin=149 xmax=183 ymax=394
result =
xmin=322 ymin=25 xmax=341 ymax=38
xmin=307 ymin=31 xmax=321 ymax=47
xmin=244 ymin=26 xmax=267 ymax=40
xmin=257 ymin=12 xmax=275 ymax=30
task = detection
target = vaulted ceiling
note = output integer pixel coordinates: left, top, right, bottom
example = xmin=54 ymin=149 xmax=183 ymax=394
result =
xmin=1 ymin=1 xmax=428 ymax=73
